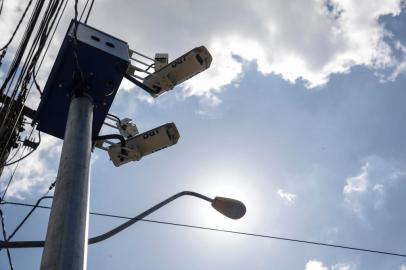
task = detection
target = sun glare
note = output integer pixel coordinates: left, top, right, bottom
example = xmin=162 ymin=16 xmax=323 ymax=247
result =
xmin=190 ymin=169 xmax=265 ymax=232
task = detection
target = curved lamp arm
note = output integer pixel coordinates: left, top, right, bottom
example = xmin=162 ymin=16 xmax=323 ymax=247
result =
xmin=0 ymin=191 xmax=246 ymax=249
xmin=89 ymin=191 xmax=213 ymax=244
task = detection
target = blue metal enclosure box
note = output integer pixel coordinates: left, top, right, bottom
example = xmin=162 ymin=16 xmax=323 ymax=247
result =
xmin=35 ymin=21 xmax=130 ymax=139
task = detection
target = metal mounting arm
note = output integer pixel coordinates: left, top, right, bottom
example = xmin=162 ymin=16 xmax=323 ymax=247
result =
xmin=124 ymin=46 xmax=212 ymax=98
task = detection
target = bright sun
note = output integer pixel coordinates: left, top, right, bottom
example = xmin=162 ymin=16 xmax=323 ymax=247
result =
xmin=189 ymin=169 xmax=264 ymax=231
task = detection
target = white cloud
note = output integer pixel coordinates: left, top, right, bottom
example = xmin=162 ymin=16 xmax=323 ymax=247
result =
xmin=343 ymin=155 xmax=405 ymax=215
xmin=90 ymin=0 xmax=405 ymax=105
xmin=305 ymin=260 xmax=354 ymax=270
xmin=400 ymin=264 xmax=406 ymax=270
xmin=305 ymin=260 xmax=328 ymax=270
xmin=0 ymin=134 xmax=62 ymax=199
xmin=277 ymin=189 xmax=297 ymax=205
xmin=0 ymin=1 xmax=27 ymax=41
xmin=2 ymin=1 xmax=406 ymax=197
xmin=388 ymin=42 xmax=406 ymax=81
xmin=343 ymin=163 xmax=369 ymax=195
xmin=4 ymin=0 xmax=405 ymax=108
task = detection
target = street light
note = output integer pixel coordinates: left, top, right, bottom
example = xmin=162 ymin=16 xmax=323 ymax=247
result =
xmin=0 ymin=191 xmax=246 ymax=248
xmin=89 ymin=191 xmax=246 ymax=244
xmin=211 ymin=196 xmax=246 ymax=219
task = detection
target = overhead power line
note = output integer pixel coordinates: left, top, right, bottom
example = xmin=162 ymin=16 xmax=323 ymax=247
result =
xmin=0 ymin=209 xmax=14 ymax=270
xmin=0 ymin=0 xmax=34 ymax=52
xmin=0 ymin=0 xmax=4 ymax=17
xmin=2 ymin=200 xmax=406 ymax=259
xmin=84 ymin=0 xmax=95 ymax=24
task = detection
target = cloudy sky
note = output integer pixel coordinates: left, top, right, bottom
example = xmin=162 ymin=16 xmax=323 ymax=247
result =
xmin=1 ymin=0 xmax=406 ymax=269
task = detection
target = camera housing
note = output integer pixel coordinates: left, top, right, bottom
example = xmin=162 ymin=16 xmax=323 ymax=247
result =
xmin=107 ymin=122 xmax=180 ymax=167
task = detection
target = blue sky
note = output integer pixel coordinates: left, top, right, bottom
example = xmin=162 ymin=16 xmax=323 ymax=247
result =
xmin=1 ymin=1 xmax=406 ymax=269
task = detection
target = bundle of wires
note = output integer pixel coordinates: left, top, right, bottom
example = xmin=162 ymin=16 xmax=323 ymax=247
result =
xmin=0 ymin=0 xmax=69 ymax=177
xmin=0 ymin=1 xmax=69 ymax=268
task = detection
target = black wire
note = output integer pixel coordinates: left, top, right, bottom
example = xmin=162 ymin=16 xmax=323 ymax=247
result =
xmin=0 ymin=187 xmax=54 ymax=253
xmin=24 ymin=0 xmax=63 ymax=97
xmin=0 ymin=0 xmax=62 ymax=124
xmin=0 ymin=0 xmax=4 ymax=17
xmin=4 ymin=144 xmax=21 ymax=164
xmin=107 ymin=113 xmax=122 ymax=125
xmin=0 ymin=209 xmax=14 ymax=270
xmin=84 ymin=0 xmax=95 ymax=24
xmin=94 ymin=134 xmax=125 ymax=147
xmin=0 ymin=0 xmax=42 ymax=99
xmin=79 ymin=0 xmax=90 ymax=22
xmin=144 ymin=63 xmax=155 ymax=72
xmin=0 ymin=0 xmax=42 ymax=110
xmin=0 ymin=149 xmax=25 ymax=201
xmin=31 ymin=0 xmax=69 ymax=97
xmin=0 ymin=0 xmax=66 ymax=196
xmin=0 ymin=0 xmax=64 ymax=198
xmin=0 ymin=0 xmax=62 ymax=168
xmin=34 ymin=0 xmax=68 ymax=77
xmin=3 ymin=148 xmax=35 ymax=167
xmin=33 ymin=72 xmax=42 ymax=95
xmin=0 ymin=129 xmax=38 ymax=200
xmin=2 ymin=200 xmax=406 ymax=258
xmin=72 ymin=0 xmax=86 ymax=96
xmin=4 ymin=130 xmax=40 ymax=167
xmin=0 ymin=0 xmax=46 ymax=164
xmin=43 ymin=179 xmax=56 ymax=196
xmin=6 ymin=196 xmax=53 ymax=242
xmin=0 ymin=0 xmax=34 ymax=52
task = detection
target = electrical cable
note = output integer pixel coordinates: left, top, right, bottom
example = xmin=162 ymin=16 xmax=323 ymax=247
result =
xmin=0 ymin=209 xmax=14 ymax=270
xmin=0 ymin=0 xmax=44 ymax=94
xmin=0 ymin=1 xmax=67 ymax=219
xmin=4 ymin=0 xmax=59 ymax=104
xmin=0 ymin=129 xmax=37 ymax=201
xmin=33 ymin=0 xmax=67 ymax=75
xmin=0 ymin=0 xmax=58 ymax=114
xmin=0 ymin=149 xmax=26 ymax=201
xmin=23 ymin=0 xmax=61 ymax=95
xmin=4 ymin=144 xmax=21 ymax=165
xmin=0 ymin=181 xmax=54 ymax=254
xmin=43 ymin=180 xmax=56 ymax=196
xmin=0 ymin=1 xmax=65 ymax=206
xmin=31 ymin=0 xmax=69 ymax=98
xmin=0 ymin=0 xmax=4 ymax=17
xmin=94 ymin=134 xmax=125 ymax=147
xmin=106 ymin=113 xmax=122 ymax=125
xmin=84 ymin=0 xmax=95 ymax=24
xmin=0 ymin=0 xmax=34 ymax=52
xmin=1 ymin=200 xmax=406 ymax=258
xmin=33 ymin=72 xmax=42 ymax=95
xmin=0 ymin=0 xmax=46 ymax=165
xmin=4 ymin=130 xmax=39 ymax=167
xmin=0 ymin=185 xmax=55 ymax=253
xmin=6 ymin=196 xmax=53 ymax=242
xmin=4 ymin=144 xmax=36 ymax=167
xmin=144 ymin=63 xmax=155 ymax=72
xmin=79 ymin=0 xmax=90 ymax=22
xmin=0 ymin=0 xmax=64 ymax=170
xmin=72 ymin=0 xmax=86 ymax=97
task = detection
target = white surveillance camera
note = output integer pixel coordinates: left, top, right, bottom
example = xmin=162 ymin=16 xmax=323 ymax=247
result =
xmin=116 ymin=118 xmax=139 ymax=138
xmin=143 ymin=46 xmax=212 ymax=97
xmin=107 ymin=123 xmax=180 ymax=167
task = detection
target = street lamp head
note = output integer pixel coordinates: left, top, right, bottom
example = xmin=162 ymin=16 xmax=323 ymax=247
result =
xmin=211 ymin=197 xmax=246 ymax=219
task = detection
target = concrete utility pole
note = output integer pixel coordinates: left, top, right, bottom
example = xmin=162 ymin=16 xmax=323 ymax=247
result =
xmin=40 ymin=95 xmax=93 ymax=270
